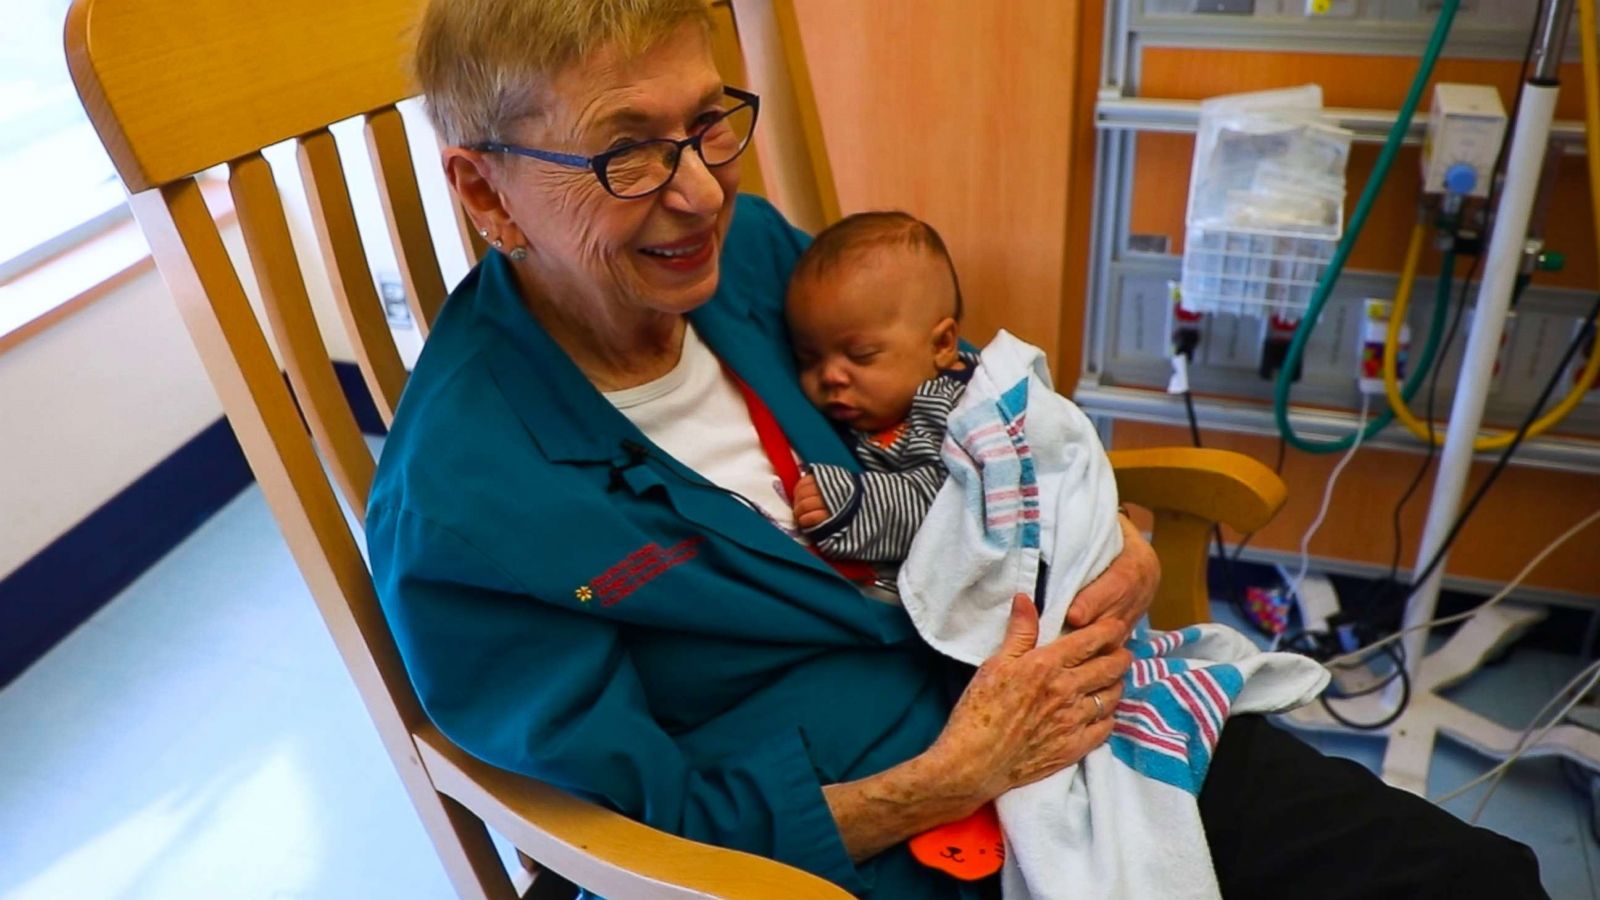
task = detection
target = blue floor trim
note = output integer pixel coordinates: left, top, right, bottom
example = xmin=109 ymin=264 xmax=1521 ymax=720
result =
xmin=0 ymin=418 xmax=252 ymax=687
xmin=333 ymin=360 xmax=388 ymax=437
xmin=0 ymin=362 xmax=385 ymax=687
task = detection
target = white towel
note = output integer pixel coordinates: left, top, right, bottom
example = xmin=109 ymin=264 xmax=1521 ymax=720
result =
xmin=899 ymin=331 xmax=1330 ymax=900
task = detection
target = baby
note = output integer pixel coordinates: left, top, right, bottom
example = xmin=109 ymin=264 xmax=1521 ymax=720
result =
xmin=785 ymin=211 xmax=977 ymax=593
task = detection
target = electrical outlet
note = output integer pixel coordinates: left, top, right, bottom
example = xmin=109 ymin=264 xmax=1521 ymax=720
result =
xmin=1358 ymin=299 xmax=1407 ymax=395
xmin=1168 ymin=282 xmax=1204 ymax=360
xmin=379 ymin=275 xmax=414 ymax=330
xmin=1259 ymin=314 xmax=1305 ymax=382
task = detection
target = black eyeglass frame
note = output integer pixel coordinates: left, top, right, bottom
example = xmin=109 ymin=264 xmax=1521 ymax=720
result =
xmin=467 ymin=86 xmax=760 ymax=200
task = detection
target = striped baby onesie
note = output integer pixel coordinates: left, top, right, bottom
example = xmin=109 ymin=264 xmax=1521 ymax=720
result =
xmin=803 ymin=352 xmax=980 ymax=590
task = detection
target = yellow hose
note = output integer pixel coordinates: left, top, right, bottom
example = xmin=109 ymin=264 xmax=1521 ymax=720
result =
xmin=1381 ymin=223 xmax=1427 ymax=445
xmin=1382 ymin=1 xmax=1600 ymax=449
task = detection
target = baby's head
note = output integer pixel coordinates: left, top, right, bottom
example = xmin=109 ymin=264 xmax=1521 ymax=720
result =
xmin=786 ymin=211 xmax=964 ymax=433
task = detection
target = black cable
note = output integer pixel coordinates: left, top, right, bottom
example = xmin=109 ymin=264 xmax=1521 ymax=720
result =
xmin=1291 ymin=293 xmax=1598 ymax=730
xmin=1401 ymin=290 xmax=1600 ymax=603
xmin=1367 ymin=256 xmax=1475 ymax=625
xmin=1380 ymin=0 xmax=1541 ymax=598
xmin=1319 ymin=642 xmax=1412 ymax=730
xmin=1369 ymin=2 xmax=1539 ymax=621
xmin=1299 ymin=294 xmax=1600 ymax=730
xmin=1182 ymin=390 xmax=1204 ymax=448
xmin=1325 ymin=640 xmax=1408 ymax=700
xmin=1389 ymin=257 xmax=1469 ymax=579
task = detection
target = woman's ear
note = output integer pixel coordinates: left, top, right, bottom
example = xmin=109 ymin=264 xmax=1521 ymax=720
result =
xmin=931 ymin=316 xmax=961 ymax=369
xmin=442 ymin=147 xmax=525 ymax=248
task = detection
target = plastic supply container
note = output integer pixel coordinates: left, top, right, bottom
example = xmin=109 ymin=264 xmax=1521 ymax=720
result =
xmin=1179 ymin=85 xmax=1352 ymax=319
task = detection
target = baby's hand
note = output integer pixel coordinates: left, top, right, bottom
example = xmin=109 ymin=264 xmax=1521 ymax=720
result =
xmin=792 ymin=474 xmax=830 ymax=529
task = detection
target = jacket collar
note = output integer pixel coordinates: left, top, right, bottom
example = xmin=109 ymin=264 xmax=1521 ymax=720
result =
xmin=474 ymin=249 xmax=857 ymax=472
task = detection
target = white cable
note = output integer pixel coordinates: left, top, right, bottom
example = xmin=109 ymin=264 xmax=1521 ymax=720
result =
xmin=1284 ymin=394 xmax=1371 ymax=646
xmin=1429 ymin=656 xmax=1600 ymax=816
xmin=1466 ymin=658 xmax=1600 ymax=823
xmin=1325 ymin=506 xmax=1600 ymax=670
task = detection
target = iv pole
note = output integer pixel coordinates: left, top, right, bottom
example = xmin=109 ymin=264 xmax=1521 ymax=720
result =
xmin=1284 ymin=0 xmax=1600 ymax=796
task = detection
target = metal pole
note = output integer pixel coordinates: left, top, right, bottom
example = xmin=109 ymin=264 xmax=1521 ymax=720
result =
xmin=1399 ymin=0 xmax=1575 ymax=694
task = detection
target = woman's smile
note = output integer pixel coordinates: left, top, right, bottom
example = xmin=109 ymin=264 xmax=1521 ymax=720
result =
xmin=638 ymin=228 xmax=716 ymax=272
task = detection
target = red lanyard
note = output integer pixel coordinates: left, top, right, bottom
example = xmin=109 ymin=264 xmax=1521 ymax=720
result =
xmin=724 ymin=369 xmax=878 ymax=586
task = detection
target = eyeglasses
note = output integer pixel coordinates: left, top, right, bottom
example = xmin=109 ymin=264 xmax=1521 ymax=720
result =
xmin=468 ymin=86 xmax=760 ymax=200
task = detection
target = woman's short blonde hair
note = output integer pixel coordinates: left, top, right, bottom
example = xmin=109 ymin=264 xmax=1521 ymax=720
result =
xmin=415 ymin=0 xmax=713 ymax=147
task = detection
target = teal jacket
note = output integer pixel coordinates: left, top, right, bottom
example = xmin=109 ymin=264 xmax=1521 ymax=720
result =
xmin=367 ymin=195 xmax=984 ymax=898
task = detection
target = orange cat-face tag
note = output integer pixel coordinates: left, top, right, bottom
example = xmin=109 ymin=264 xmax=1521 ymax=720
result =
xmin=908 ymin=802 xmax=1005 ymax=881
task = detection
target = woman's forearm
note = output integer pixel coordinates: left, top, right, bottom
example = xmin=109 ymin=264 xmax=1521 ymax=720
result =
xmin=825 ymin=596 xmax=1136 ymax=863
xmin=822 ymin=748 xmax=982 ymax=862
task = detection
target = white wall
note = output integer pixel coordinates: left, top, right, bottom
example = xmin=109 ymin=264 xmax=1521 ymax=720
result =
xmin=0 ymin=102 xmax=468 ymax=580
xmin=0 ymin=266 xmax=221 ymax=576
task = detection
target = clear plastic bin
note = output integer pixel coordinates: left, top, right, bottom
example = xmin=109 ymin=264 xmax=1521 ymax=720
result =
xmin=1179 ymin=224 xmax=1338 ymax=318
xmin=1179 ymin=85 xmax=1350 ymax=319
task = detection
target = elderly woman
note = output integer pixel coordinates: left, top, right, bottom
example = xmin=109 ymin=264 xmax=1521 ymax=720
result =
xmin=367 ymin=1 xmax=1545 ymax=897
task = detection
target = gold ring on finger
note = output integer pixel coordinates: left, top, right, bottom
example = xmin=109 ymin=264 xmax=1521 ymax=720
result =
xmin=1090 ymin=691 xmax=1106 ymax=720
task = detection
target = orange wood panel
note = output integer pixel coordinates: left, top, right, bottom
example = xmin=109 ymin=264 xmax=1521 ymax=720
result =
xmin=1109 ymin=419 xmax=1600 ymax=598
xmin=789 ymin=0 xmax=1081 ymax=362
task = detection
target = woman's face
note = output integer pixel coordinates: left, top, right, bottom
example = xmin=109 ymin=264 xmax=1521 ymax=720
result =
xmin=491 ymin=24 xmax=740 ymax=320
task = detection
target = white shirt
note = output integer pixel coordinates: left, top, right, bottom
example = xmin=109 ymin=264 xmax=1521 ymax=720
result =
xmin=604 ymin=325 xmax=802 ymax=539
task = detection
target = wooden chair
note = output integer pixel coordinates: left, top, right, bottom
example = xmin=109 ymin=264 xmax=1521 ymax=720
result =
xmin=64 ymin=0 xmax=1285 ymax=897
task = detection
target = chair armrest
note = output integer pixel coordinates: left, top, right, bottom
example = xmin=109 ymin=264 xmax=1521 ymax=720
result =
xmin=414 ymin=726 xmax=855 ymax=900
xmin=1108 ymin=448 xmax=1288 ymax=630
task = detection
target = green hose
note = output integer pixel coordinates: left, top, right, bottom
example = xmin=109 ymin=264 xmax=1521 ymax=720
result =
xmin=1272 ymin=0 xmax=1461 ymax=453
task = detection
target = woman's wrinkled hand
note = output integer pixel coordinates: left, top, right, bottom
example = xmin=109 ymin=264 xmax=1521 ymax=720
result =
xmin=1064 ymin=514 xmax=1159 ymax=641
xmin=929 ymin=594 xmax=1132 ymax=807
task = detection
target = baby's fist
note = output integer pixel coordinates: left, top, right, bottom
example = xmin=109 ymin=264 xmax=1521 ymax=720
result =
xmin=792 ymin=474 xmax=830 ymax=529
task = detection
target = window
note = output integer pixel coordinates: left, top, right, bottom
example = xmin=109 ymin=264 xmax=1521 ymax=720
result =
xmin=0 ymin=0 xmax=128 ymax=282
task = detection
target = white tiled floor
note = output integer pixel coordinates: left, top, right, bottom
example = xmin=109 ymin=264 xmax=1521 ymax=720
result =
xmin=1 ymin=482 xmax=1596 ymax=899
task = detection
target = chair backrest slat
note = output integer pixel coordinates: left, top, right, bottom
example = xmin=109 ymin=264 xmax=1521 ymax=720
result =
xmin=727 ymin=0 xmax=841 ymax=232
xmin=366 ymin=106 xmax=447 ymax=334
xmin=297 ymin=128 xmax=411 ymax=425
xmin=65 ymin=0 xmax=419 ymax=193
xmin=708 ymin=1 xmax=766 ymax=199
xmin=229 ymin=152 xmax=378 ymax=520
xmin=128 ymin=176 xmax=520 ymax=898
xmin=131 ymin=179 xmax=403 ymax=709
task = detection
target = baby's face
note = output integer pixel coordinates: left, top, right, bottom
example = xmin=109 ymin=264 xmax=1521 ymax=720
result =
xmin=787 ymin=247 xmax=959 ymax=434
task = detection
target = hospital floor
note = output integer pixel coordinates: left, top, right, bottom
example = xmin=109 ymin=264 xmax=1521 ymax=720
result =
xmin=2 ymin=481 xmax=1597 ymax=899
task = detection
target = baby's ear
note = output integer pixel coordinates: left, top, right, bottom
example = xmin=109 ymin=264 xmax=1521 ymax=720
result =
xmin=931 ymin=316 xmax=961 ymax=369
